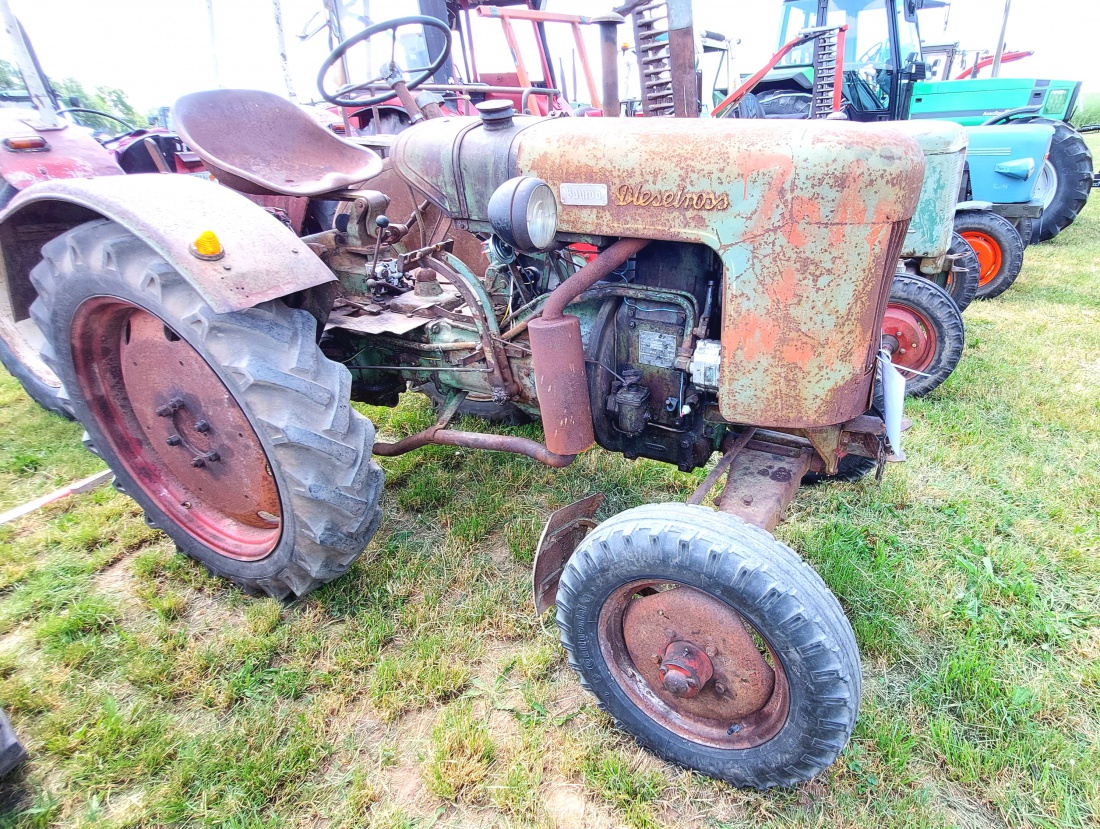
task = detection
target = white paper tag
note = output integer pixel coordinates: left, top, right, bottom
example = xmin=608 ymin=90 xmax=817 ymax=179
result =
xmin=560 ymin=183 xmax=608 ymax=206
xmin=878 ymin=350 xmax=906 ymax=458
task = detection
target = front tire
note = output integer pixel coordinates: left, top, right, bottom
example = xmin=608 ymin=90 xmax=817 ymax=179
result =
xmin=919 ymin=231 xmax=979 ymax=313
xmin=31 ymin=220 xmax=384 ymax=599
xmin=556 ymin=504 xmax=860 ymax=789
xmin=954 ymin=210 xmax=1024 ymax=299
xmin=884 ymin=275 xmax=964 ymax=398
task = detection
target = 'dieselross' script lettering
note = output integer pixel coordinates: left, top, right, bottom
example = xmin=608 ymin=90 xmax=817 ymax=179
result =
xmin=615 ymin=184 xmax=730 ymax=211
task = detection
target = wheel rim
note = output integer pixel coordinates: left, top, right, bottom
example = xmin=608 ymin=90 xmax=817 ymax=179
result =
xmin=959 ymin=230 xmax=1002 ymax=286
xmin=70 ymin=298 xmax=282 ymax=560
xmin=598 ymin=580 xmax=790 ymax=749
xmin=1033 ymin=159 xmax=1058 ymax=210
xmin=882 ymin=302 xmax=937 ymax=374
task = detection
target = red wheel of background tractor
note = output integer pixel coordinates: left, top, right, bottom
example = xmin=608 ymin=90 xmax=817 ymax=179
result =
xmin=954 ymin=210 xmax=1024 ymax=299
xmin=962 ymin=230 xmax=1002 ymax=287
xmin=30 ymin=220 xmax=385 ymax=599
xmin=884 ymin=275 xmax=964 ymax=397
xmin=557 ymin=504 xmax=860 ymax=789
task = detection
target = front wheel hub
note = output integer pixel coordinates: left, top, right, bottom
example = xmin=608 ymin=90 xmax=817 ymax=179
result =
xmin=659 ymin=640 xmax=713 ymax=698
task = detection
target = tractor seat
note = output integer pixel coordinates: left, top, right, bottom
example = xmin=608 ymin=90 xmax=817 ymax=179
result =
xmin=173 ymin=89 xmax=383 ymax=198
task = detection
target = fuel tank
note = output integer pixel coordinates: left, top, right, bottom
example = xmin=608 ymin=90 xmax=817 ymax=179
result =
xmin=394 ymin=115 xmax=925 ymax=428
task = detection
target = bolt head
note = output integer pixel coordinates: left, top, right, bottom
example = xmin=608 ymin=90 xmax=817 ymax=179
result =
xmin=714 ymin=683 xmax=726 ymax=694
xmin=205 ymin=451 xmax=221 ymax=463
xmin=195 ymin=420 xmax=210 ymax=433
xmin=166 ymin=435 xmax=181 ymax=446
xmin=190 ymin=457 xmax=206 ymax=468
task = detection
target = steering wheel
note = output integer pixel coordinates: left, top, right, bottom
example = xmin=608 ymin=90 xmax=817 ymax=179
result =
xmin=855 ymin=41 xmax=884 ymax=64
xmin=57 ymin=107 xmax=139 ymax=144
xmin=317 ymin=15 xmax=452 ymax=108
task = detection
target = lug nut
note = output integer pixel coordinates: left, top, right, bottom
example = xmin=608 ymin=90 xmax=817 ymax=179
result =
xmin=195 ymin=420 xmax=210 ymax=433
xmin=156 ymin=398 xmax=184 ymax=417
xmin=204 ymin=451 xmax=221 ymax=463
xmin=190 ymin=457 xmax=206 ymax=468
xmin=166 ymin=435 xmax=182 ymax=446
xmin=715 ymin=682 xmax=726 ymax=694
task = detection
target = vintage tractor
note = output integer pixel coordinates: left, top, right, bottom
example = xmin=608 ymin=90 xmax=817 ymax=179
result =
xmin=690 ymin=0 xmax=1055 ymax=304
xmin=0 ymin=16 xmax=930 ymax=788
xmin=749 ymin=0 xmax=1091 ymax=244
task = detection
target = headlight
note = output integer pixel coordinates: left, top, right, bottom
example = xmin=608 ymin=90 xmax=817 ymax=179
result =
xmin=487 ymin=176 xmax=558 ymax=251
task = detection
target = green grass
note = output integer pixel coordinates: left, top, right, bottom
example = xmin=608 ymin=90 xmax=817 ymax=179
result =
xmin=0 ymin=145 xmax=1098 ymax=826
xmin=1071 ymin=92 xmax=1100 ymax=127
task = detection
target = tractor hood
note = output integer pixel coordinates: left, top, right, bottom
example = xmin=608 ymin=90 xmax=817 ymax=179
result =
xmin=394 ymin=114 xmax=927 ymax=429
xmin=393 ymin=114 xmax=925 ymax=248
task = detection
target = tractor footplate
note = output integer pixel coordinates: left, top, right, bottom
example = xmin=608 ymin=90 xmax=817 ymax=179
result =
xmin=716 ymin=444 xmax=814 ymax=532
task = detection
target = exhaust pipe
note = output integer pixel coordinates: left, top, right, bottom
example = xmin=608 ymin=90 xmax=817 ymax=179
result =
xmin=527 ymin=238 xmax=649 ymax=456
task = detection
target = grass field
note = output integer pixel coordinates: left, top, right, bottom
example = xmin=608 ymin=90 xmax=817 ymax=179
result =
xmin=0 ymin=139 xmax=1097 ymax=828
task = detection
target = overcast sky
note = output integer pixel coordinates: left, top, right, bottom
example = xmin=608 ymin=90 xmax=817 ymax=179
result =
xmin=6 ymin=0 xmax=1098 ymax=112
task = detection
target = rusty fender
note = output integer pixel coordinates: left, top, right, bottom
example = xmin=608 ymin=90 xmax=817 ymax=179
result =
xmin=0 ymin=174 xmax=334 ymax=315
xmin=373 ymin=425 xmax=576 ymax=468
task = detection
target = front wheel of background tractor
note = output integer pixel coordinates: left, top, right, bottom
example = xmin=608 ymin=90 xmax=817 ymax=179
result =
xmin=30 ymin=220 xmax=385 ymax=599
xmin=954 ymin=210 xmax=1025 ymax=299
xmin=1026 ymin=119 xmax=1093 ymax=243
xmin=556 ymin=504 xmax=860 ymax=789
xmin=884 ymin=275 xmax=964 ymax=398
xmin=1014 ymin=216 xmax=1034 ymax=250
xmin=925 ymin=231 xmax=979 ymax=313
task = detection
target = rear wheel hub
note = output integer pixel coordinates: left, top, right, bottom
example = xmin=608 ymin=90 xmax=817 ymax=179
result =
xmin=71 ymin=298 xmax=282 ymax=561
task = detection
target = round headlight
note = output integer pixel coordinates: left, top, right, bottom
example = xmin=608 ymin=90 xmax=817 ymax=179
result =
xmin=487 ymin=176 xmax=559 ymax=252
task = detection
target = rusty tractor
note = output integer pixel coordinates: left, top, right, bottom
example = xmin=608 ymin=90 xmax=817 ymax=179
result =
xmin=0 ymin=16 xmax=932 ymax=788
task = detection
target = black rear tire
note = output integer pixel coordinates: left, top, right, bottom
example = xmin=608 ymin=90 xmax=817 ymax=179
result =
xmin=1024 ymin=119 xmax=1092 ymax=242
xmin=31 ymin=220 xmax=384 ymax=599
xmin=419 ymin=382 xmax=531 ymax=426
xmin=885 ymin=275 xmax=965 ymax=398
xmin=557 ymin=504 xmax=860 ymax=789
xmin=0 ymin=331 xmax=72 ymax=419
xmin=0 ymin=182 xmax=73 ymax=419
xmin=802 ymin=454 xmax=878 ymax=486
xmin=954 ymin=210 xmax=1024 ymax=300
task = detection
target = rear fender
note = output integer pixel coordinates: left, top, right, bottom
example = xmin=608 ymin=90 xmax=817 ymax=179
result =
xmin=0 ymin=174 xmax=334 ymax=326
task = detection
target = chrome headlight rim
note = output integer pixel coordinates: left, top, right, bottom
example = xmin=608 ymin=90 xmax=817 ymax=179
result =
xmin=487 ymin=175 xmax=559 ymax=252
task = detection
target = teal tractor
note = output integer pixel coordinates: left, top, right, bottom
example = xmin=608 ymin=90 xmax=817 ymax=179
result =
xmin=744 ymin=0 xmax=1091 ymax=245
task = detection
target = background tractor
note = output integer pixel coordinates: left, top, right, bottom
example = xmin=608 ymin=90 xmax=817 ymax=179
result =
xmin=729 ymin=0 xmax=1091 ymax=244
xmin=0 ymin=12 xmax=930 ymax=789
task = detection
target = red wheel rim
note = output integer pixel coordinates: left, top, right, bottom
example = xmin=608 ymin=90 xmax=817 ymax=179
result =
xmin=598 ymin=581 xmax=790 ymax=749
xmin=882 ymin=302 xmax=937 ymax=374
xmin=960 ymin=231 xmax=1002 ymax=286
xmin=70 ymin=298 xmax=282 ymax=560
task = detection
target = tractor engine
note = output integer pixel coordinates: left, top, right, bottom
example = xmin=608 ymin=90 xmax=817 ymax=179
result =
xmin=390 ymin=108 xmax=924 ymax=469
